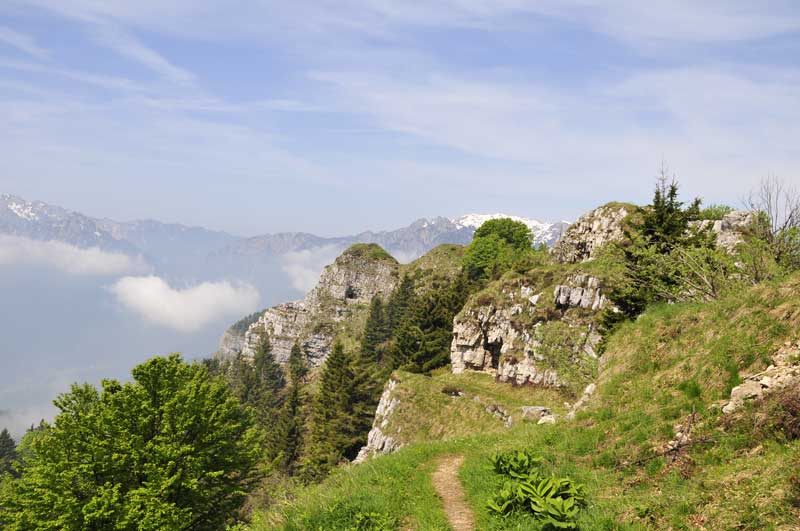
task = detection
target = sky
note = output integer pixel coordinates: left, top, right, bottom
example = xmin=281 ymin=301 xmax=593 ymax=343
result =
xmin=0 ymin=1 xmax=799 ymax=237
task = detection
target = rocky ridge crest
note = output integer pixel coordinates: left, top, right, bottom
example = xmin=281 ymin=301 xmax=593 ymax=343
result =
xmin=238 ymin=244 xmax=399 ymax=366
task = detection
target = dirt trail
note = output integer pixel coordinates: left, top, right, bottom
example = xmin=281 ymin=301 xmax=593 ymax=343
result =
xmin=431 ymin=455 xmax=475 ymax=531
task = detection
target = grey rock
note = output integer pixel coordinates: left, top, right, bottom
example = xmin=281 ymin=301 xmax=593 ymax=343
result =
xmin=355 ymin=379 xmax=403 ymax=463
xmin=242 ymin=247 xmax=399 ymax=366
xmin=551 ymin=204 xmax=631 ymax=264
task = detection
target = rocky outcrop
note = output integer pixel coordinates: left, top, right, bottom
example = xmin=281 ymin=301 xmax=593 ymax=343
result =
xmin=553 ymin=274 xmax=608 ymax=311
xmin=551 ymin=203 xmax=632 ymax=263
xmin=216 ymin=327 xmax=248 ymax=359
xmin=722 ymin=340 xmax=800 ymax=414
xmin=241 ymin=244 xmax=399 ymax=366
xmin=566 ymin=383 xmax=596 ymax=420
xmin=693 ymin=210 xmax=756 ymax=253
xmin=451 ymin=276 xmax=606 ymax=389
xmin=354 ymin=379 xmax=403 ymax=463
xmin=450 ymin=284 xmax=544 ymax=375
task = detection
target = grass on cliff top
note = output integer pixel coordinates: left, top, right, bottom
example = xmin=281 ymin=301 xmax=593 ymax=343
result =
xmin=340 ymin=243 xmax=398 ymax=263
xmin=255 ymin=273 xmax=800 ymax=530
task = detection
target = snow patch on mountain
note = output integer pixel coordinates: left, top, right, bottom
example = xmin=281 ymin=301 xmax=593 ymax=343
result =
xmin=451 ymin=213 xmax=568 ymax=244
xmin=8 ymin=200 xmax=40 ymax=221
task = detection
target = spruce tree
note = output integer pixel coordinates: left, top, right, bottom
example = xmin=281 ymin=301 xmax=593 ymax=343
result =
xmin=0 ymin=428 xmax=16 ymax=476
xmin=288 ymin=342 xmax=308 ymax=383
xmin=361 ymin=296 xmax=389 ymax=363
xmin=300 ymin=343 xmax=360 ymax=480
xmin=386 ymin=275 xmax=416 ymax=331
xmin=252 ymin=334 xmax=285 ymax=413
xmin=273 ymin=382 xmax=303 ymax=474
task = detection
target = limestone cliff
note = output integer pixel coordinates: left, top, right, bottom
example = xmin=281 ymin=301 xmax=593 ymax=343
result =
xmin=450 ymin=271 xmax=609 ymax=393
xmin=237 ymin=244 xmax=400 ymax=367
xmin=551 ymin=203 xmax=633 ymax=263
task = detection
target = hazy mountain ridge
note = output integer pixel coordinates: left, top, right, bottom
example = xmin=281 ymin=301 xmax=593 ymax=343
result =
xmin=1 ymin=194 xmax=568 ymax=270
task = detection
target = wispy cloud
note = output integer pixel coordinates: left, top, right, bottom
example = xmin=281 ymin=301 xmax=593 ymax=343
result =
xmin=0 ymin=235 xmax=147 ymax=275
xmin=90 ymin=23 xmax=194 ymax=84
xmin=281 ymin=244 xmax=343 ymax=292
xmin=110 ymin=276 xmax=260 ymax=332
xmin=0 ymin=26 xmax=49 ymax=59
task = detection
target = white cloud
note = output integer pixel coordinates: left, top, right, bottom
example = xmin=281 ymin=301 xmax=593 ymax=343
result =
xmin=91 ymin=23 xmax=194 ymax=84
xmin=0 ymin=405 xmax=55 ymax=440
xmin=0 ymin=26 xmax=49 ymax=60
xmin=0 ymin=235 xmax=146 ymax=275
xmin=110 ymin=276 xmax=260 ymax=332
xmin=281 ymin=244 xmax=343 ymax=292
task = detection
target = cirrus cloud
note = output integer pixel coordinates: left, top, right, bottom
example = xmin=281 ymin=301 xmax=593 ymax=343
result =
xmin=110 ymin=275 xmax=260 ymax=332
xmin=0 ymin=234 xmax=147 ymax=275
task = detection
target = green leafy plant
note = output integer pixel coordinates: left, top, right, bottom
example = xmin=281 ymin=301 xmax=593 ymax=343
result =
xmin=490 ymin=448 xmax=543 ymax=478
xmin=349 ymin=511 xmax=398 ymax=531
xmin=487 ymin=450 xmax=586 ymax=528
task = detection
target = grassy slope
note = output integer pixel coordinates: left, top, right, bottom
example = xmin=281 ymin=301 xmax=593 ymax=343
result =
xmin=256 ymin=272 xmax=800 ymax=530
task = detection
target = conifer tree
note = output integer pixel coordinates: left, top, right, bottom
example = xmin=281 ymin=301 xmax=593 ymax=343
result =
xmin=386 ymin=275 xmax=416 ymax=331
xmin=0 ymin=428 xmax=16 ymax=476
xmin=288 ymin=342 xmax=308 ymax=383
xmin=252 ymin=334 xmax=285 ymax=414
xmin=273 ymin=382 xmax=303 ymax=474
xmin=361 ymin=296 xmax=389 ymax=363
xmin=300 ymin=343 xmax=361 ymax=480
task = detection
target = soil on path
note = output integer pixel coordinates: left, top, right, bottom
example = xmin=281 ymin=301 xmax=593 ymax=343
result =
xmin=431 ymin=454 xmax=475 ymax=531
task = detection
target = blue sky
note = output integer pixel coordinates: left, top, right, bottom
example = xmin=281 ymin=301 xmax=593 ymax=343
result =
xmin=1 ymin=1 xmax=799 ymax=236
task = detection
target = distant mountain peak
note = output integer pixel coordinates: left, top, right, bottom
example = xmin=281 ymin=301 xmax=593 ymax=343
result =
xmin=451 ymin=213 xmax=549 ymax=230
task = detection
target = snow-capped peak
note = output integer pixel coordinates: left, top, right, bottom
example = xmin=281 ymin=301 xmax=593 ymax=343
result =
xmin=452 ymin=213 xmax=549 ymax=232
xmin=7 ymin=198 xmax=39 ymax=221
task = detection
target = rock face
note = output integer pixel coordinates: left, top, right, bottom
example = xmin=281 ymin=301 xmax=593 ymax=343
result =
xmin=217 ymin=327 xmax=248 ymax=359
xmin=450 ymin=275 xmax=607 ymax=389
xmin=693 ymin=210 xmax=756 ymax=253
xmin=554 ymin=274 xmax=608 ymax=311
xmin=551 ymin=203 xmax=631 ymax=263
xmin=722 ymin=340 xmax=800 ymax=414
xmin=354 ymin=379 xmax=403 ymax=463
xmin=241 ymin=245 xmax=399 ymax=366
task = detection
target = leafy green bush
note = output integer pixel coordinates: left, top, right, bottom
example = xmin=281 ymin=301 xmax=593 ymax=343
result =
xmin=699 ymin=204 xmax=734 ymax=220
xmin=490 ymin=448 xmax=543 ymax=478
xmin=462 ymin=218 xmax=550 ymax=281
xmin=487 ymin=450 xmax=586 ymax=528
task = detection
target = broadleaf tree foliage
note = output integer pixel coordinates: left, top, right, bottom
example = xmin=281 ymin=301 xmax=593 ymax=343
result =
xmin=0 ymin=354 xmax=262 ymax=531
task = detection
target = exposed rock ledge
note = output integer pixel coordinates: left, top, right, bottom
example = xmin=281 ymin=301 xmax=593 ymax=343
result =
xmin=355 ymin=379 xmax=402 ymax=463
xmin=722 ymin=340 xmax=800 ymax=414
xmin=451 ymin=275 xmax=607 ymax=387
xmin=551 ymin=203 xmax=631 ymax=264
xmin=239 ymin=246 xmax=398 ymax=367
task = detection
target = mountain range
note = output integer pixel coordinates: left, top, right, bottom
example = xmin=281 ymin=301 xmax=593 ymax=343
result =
xmin=0 ymin=193 xmax=569 ymax=283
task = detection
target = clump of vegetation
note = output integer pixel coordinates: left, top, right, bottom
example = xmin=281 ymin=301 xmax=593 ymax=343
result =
xmin=343 ymin=243 xmax=398 ymax=263
xmin=699 ymin=204 xmax=734 ymax=220
xmin=487 ymin=449 xmax=587 ymax=528
xmin=230 ymin=310 xmax=265 ymax=335
xmin=0 ymin=428 xmax=17 ymax=477
xmin=0 ymin=354 xmax=262 ymax=531
xmin=462 ymin=218 xmax=549 ymax=281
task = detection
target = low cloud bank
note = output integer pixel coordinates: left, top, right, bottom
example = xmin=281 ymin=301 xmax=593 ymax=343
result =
xmin=280 ymin=244 xmax=343 ymax=293
xmin=0 ymin=405 xmax=56 ymax=440
xmin=0 ymin=235 xmax=146 ymax=275
xmin=110 ymin=276 xmax=259 ymax=332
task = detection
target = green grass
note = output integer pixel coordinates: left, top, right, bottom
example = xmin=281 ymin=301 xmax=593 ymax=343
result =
xmin=254 ymin=273 xmax=800 ymax=530
xmin=341 ymin=243 xmax=399 ymax=263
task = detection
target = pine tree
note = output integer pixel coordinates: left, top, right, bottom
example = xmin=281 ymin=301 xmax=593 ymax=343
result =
xmin=0 ymin=428 xmax=16 ymax=476
xmin=386 ymin=275 xmax=416 ymax=331
xmin=252 ymin=334 xmax=285 ymax=413
xmin=273 ymin=382 xmax=303 ymax=474
xmin=361 ymin=296 xmax=389 ymax=363
xmin=288 ymin=342 xmax=308 ymax=383
xmin=300 ymin=343 xmax=360 ymax=480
